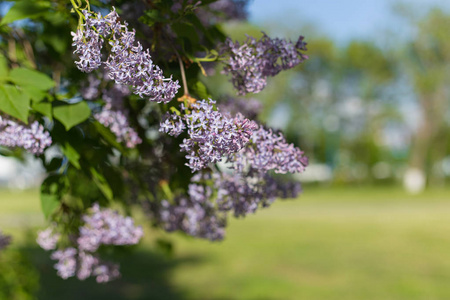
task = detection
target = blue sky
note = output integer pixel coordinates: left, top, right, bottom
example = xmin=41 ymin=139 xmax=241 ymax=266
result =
xmin=247 ymin=0 xmax=450 ymax=43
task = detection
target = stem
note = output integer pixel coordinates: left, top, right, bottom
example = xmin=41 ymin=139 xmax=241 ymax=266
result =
xmin=69 ymin=0 xmax=85 ymax=21
xmin=8 ymin=38 xmax=17 ymax=68
xmin=159 ymin=180 xmax=174 ymax=201
xmin=16 ymin=29 xmax=36 ymax=69
xmin=173 ymin=48 xmax=189 ymax=96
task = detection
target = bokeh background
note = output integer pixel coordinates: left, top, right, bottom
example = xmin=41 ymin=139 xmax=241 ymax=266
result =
xmin=2 ymin=0 xmax=450 ymax=299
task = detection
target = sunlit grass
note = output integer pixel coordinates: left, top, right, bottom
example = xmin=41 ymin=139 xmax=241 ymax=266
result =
xmin=2 ymin=185 xmax=450 ymax=299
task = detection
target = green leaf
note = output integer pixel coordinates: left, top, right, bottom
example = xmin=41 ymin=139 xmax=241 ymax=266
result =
xmin=191 ymin=81 xmax=211 ymax=100
xmin=40 ymin=192 xmax=60 ymax=219
xmin=44 ymin=157 xmax=63 ymax=172
xmin=53 ymin=101 xmax=91 ymax=131
xmin=0 ymin=1 xmax=51 ymax=25
xmin=0 ymin=84 xmax=30 ymax=123
xmin=23 ymin=86 xmax=47 ymax=103
xmin=42 ymin=32 xmax=68 ymax=54
xmin=90 ymin=167 xmax=113 ymax=200
xmin=40 ymin=175 xmax=65 ymax=219
xmin=9 ymin=68 xmax=55 ymax=91
xmin=94 ymin=121 xmax=126 ymax=152
xmin=172 ymin=22 xmax=200 ymax=45
xmin=139 ymin=9 xmax=165 ymax=27
xmin=61 ymin=142 xmax=80 ymax=169
xmin=31 ymin=101 xmax=52 ymax=118
xmin=0 ymin=54 xmax=8 ymax=81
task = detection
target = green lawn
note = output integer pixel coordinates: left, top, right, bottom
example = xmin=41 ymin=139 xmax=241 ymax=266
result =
xmin=2 ymin=186 xmax=450 ymax=300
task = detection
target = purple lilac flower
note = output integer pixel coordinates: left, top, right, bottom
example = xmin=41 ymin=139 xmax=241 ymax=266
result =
xmin=0 ymin=230 xmax=11 ymax=250
xmin=160 ymin=113 xmax=186 ymax=137
xmin=40 ymin=204 xmax=142 ymax=282
xmin=72 ymin=9 xmax=180 ymax=103
xmin=76 ymin=251 xmax=120 ymax=283
xmin=228 ymin=125 xmax=309 ymax=175
xmin=95 ymin=109 xmax=142 ymax=148
xmin=71 ymin=29 xmax=102 ymax=73
xmin=159 ymin=184 xmax=226 ymax=240
xmin=49 ymin=247 xmax=120 ymax=282
xmin=215 ymin=172 xmax=302 ymax=217
xmin=71 ymin=10 xmax=112 ymax=72
xmin=51 ymin=248 xmax=78 ymax=279
xmin=36 ymin=226 xmax=60 ymax=250
xmin=81 ymin=74 xmax=142 ymax=148
xmin=0 ymin=115 xmax=52 ymax=155
xmin=220 ymin=33 xmax=308 ymax=95
xmin=80 ymin=75 xmax=102 ymax=100
xmin=93 ymin=262 xmax=121 ymax=283
xmin=160 ymin=99 xmax=258 ymax=172
xmin=77 ymin=203 xmax=143 ymax=252
xmin=158 ymin=170 xmax=302 ymax=239
xmin=77 ymin=251 xmax=99 ymax=280
xmin=94 ymin=83 xmax=142 ymax=148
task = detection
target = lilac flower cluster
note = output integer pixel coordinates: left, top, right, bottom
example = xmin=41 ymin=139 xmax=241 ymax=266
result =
xmin=36 ymin=226 xmax=60 ymax=250
xmin=0 ymin=230 xmax=11 ymax=250
xmin=80 ymin=74 xmax=142 ymax=148
xmin=157 ymin=169 xmax=302 ymax=239
xmin=157 ymin=98 xmax=307 ymax=237
xmin=220 ymin=33 xmax=308 ymax=95
xmin=216 ymin=172 xmax=302 ymax=217
xmin=0 ymin=115 xmax=52 ymax=155
xmin=159 ymin=184 xmax=226 ymax=240
xmin=94 ymin=83 xmax=142 ymax=148
xmin=95 ymin=109 xmax=142 ymax=148
xmin=80 ymin=75 xmax=101 ymax=100
xmin=37 ymin=204 xmax=143 ymax=282
xmin=160 ymin=99 xmax=258 ymax=172
xmin=49 ymin=248 xmax=120 ymax=282
xmin=77 ymin=203 xmax=143 ymax=252
xmin=228 ymin=125 xmax=309 ymax=175
xmin=72 ymin=9 xmax=180 ymax=103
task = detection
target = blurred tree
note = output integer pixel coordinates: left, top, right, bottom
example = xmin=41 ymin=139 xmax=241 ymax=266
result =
xmin=401 ymin=9 xmax=450 ymax=186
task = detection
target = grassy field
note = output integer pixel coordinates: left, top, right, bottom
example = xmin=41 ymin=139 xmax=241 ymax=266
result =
xmin=2 ymin=186 xmax=450 ymax=300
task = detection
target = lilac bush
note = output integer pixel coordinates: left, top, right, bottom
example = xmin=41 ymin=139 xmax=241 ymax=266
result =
xmin=0 ymin=0 xmax=309 ymax=283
